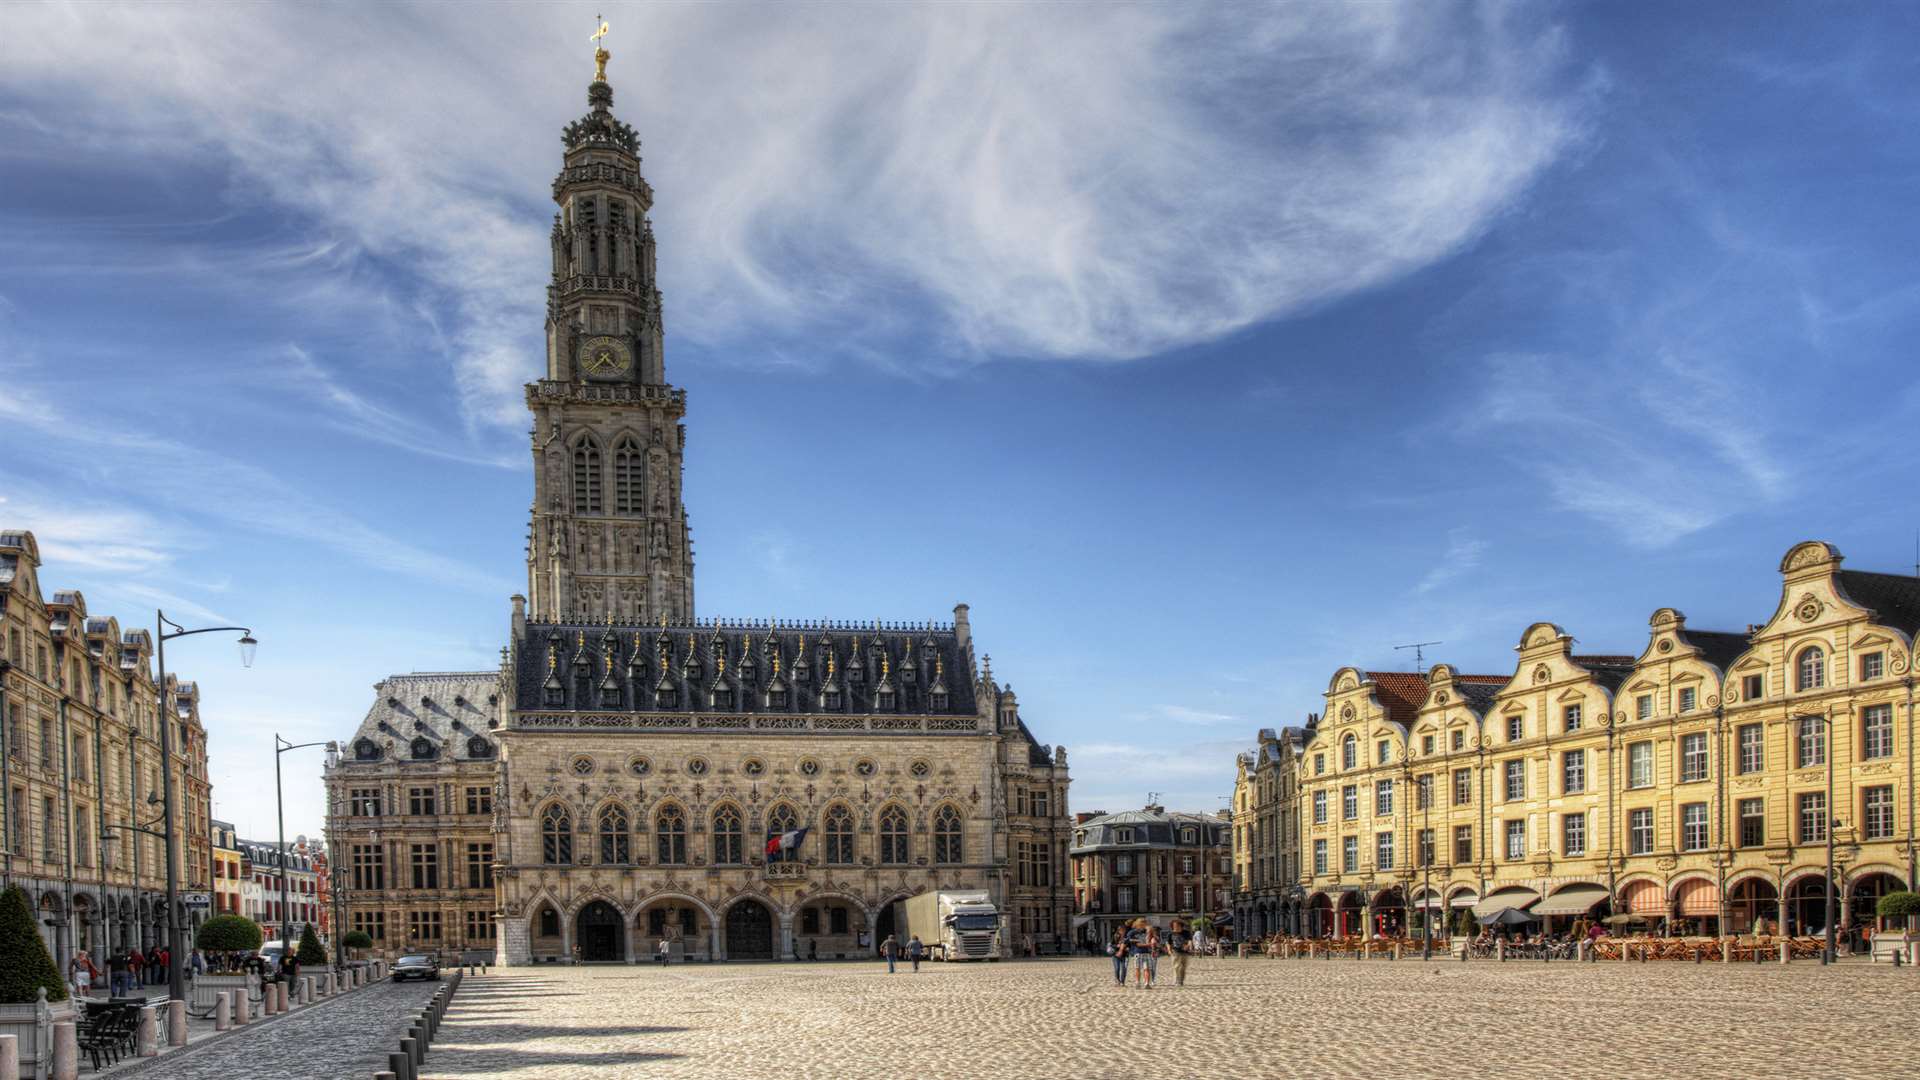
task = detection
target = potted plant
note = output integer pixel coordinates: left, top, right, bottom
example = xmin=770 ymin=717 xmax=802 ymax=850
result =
xmin=0 ymin=885 xmax=75 ymax=1076
xmin=296 ymin=923 xmax=327 ymax=970
xmin=191 ymin=914 xmax=263 ymax=1014
xmin=1875 ymin=891 xmax=1920 ymax=963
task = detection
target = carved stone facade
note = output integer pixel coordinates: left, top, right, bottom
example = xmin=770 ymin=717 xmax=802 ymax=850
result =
xmin=0 ymin=531 xmax=215 ymax=970
xmin=1269 ymin=540 xmax=1919 ymax=944
xmin=327 ymin=53 xmax=1072 ymax=963
xmin=1231 ymin=726 xmax=1303 ymax=937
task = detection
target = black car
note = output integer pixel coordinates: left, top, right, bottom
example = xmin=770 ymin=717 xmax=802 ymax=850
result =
xmin=391 ymin=954 xmax=440 ymax=982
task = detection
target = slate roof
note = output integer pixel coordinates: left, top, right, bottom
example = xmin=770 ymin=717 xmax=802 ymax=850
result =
xmin=1571 ymin=654 xmax=1637 ymax=692
xmin=1453 ymin=681 xmax=1504 ymax=713
xmin=339 ymin=671 xmax=504 ymax=767
xmin=1070 ymin=807 xmax=1229 ymax=853
xmin=1838 ymin=570 xmax=1920 ymax=637
xmin=1680 ymin=629 xmax=1752 ymax=673
xmin=514 ymin=619 xmax=975 ymax=718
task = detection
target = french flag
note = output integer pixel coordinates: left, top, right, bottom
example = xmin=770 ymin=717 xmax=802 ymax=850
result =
xmin=765 ymin=826 xmax=808 ymax=861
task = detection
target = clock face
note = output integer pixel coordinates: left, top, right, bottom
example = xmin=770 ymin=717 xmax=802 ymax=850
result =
xmin=578 ymin=335 xmax=632 ymax=378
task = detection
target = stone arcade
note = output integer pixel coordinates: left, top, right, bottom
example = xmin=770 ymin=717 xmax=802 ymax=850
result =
xmin=324 ymin=44 xmax=1072 ymax=964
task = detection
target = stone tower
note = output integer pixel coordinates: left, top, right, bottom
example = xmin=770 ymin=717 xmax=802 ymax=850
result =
xmin=525 ymin=48 xmax=694 ymax=622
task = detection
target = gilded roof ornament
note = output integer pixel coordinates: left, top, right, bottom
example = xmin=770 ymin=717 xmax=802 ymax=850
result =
xmin=591 ymin=16 xmax=611 ymax=83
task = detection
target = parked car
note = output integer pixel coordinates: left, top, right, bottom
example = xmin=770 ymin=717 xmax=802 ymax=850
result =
xmin=392 ymin=955 xmax=440 ymax=982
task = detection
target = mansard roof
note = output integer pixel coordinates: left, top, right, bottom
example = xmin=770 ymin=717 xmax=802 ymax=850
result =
xmin=514 ymin=618 xmax=977 ymax=718
xmin=1070 ymin=807 xmax=1228 ymax=853
xmin=1837 ymin=569 xmax=1920 ymax=637
xmin=339 ymin=670 xmax=504 ymax=767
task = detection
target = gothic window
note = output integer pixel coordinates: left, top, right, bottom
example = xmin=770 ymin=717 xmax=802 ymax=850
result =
xmin=541 ymin=804 xmax=572 ymax=865
xmin=598 ymin=804 xmax=630 ymax=865
xmin=824 ymin=805 xmax=854 ymax=865
xmin=613 ymin=436 xmax=643 ymax=515
xmin=879 ymin=806 xmax=909 ymax=865
xmin=539 ymin=906 xmax=560 ymax=938
xmin=572 ymin=435 xmax=603 ymax=514
xmin=767 ymin=804 xmax=799 ymax=850
xmin=934 ymin=805 xmax=963 ymax=864
xmin=655 ymin=804 xmax=687 ymax=865
xmin=712 ymin=806 xmax=743 ymax=865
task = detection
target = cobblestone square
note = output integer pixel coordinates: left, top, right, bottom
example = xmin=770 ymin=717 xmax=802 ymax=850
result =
xmin=418 ymin=958 xmax=1910 ymax=1080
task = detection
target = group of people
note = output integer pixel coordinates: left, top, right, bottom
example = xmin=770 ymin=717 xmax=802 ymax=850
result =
xmin=66 ymin=945 xmax=205 ymax=999
xmin=876 ymin=933 xmax=927 ymax=973
xmin=1107 ymin=918 xmax=1196 ymax=990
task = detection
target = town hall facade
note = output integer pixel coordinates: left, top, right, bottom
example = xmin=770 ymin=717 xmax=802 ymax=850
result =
xmin=324 ymin=46 xmax=1072 ymax=964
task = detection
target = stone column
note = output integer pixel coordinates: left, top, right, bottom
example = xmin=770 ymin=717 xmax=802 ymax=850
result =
xmin=234 ymin=989 xmax=250 ymax=1025
xmin=214 ymin=992 xmax=230 ymax=1031
xmin=51 ymin=1022 xmax=77 ymax=1080
xmin=136 ymin=1006 xmax=158 ymax=1056
xmin=779 ymin=914 xmax=794 ymax=961
xmin=168 ymin=999 xmax=187 ymax=1046
xmin=0 ymin=1033 xmax=18 ymax=1080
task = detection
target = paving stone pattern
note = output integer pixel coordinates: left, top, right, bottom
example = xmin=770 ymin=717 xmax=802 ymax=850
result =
xmin=420 ymin=958 xmax=1910 ymax=1079
xmin=110 ymin=977 xmax=442 ymax=1080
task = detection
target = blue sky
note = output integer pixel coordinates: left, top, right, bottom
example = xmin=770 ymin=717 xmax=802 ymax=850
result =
xmin=3 ymin=2 xmax=1919 ymax=840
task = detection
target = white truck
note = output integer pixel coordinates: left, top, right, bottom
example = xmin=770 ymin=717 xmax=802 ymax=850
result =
xmin=899 ymin=890 xmax=1002 ymax=961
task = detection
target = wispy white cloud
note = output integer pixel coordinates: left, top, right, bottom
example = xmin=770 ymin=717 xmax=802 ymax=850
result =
xmin=0 ymin=2 xmax=1585 ymax=430
xmin=1146 ymin=704 xmax=1242 ymax=727
xmin=278 ymin=344 xmax=518 ymax=468
xmin=1415 ymin=527 xmax=1489 ymax=593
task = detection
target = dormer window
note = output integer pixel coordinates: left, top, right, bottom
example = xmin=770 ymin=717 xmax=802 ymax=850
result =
xmin=875 ymin=690 xmax=896 ymax=711
xmin=544 ymin=686 xmax=565 ymax=707
xmin=656 ymin=686 xmax=679 ymax=709
xmin=930 ymin=688 xmax=948 ymax=709
xmin=467 ymin=736 xmax=493 ymax=759
xmin=711 ymin=686 xmax=733 ymax=709
xmin=599 ymin=685 xmax=621 ymax=707
xmin=354 ymin=739 xmax=381 ymax=761
xmin=822 ymin=689 xmax=841 ymax=710
xmin=410 ymin=737 xmax=436 ymax=761
xmin=1116 ymin=828 xmax=1136 ymax=844
xmin=768 ymin=687 xmax=789 ymax=708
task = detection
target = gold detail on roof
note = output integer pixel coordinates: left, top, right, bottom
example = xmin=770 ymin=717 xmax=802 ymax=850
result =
xmin=591 ymin=17 xmax=611 ymax=82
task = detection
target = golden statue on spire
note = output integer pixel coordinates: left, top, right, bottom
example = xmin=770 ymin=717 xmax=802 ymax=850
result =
xmin=591 ymin=15 xmax=611 ymax=82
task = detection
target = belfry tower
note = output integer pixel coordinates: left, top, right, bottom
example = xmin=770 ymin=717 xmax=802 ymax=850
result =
xmin=525 ymin=41 xmax=694 ymax=622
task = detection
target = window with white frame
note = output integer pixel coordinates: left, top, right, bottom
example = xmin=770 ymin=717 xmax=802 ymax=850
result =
xmin=1504 ymin=819 xmax=1525 ymax=860
xmin=1743 ymin=673 xmax=1764 ymax=701
xmin=1453 ymin=824 xmax=1472 ymax=863
xmin=1312 ymin=838 xmax=1327 ymax=875
xmin=1416 ymin=774 xmax=1433 ymax=810
xmin=1628 ymin=808 xmax=1654 ymax=855
xmin=1738 ymin=797 xmax=1765 ymax=847
xmin=1342 ymin=835 xmax=1358 ymax=873
xmin=1636 ymin=694 xmax=1653 ymax=721
xmin=1797 ymin=791 xmax=1827 ymax=844
xmin=1503 ymin=759 xmax=1524 ymax=801
xmin=1860 ymin=651 xmax=1885 ymax=681
xmin=1313 ymin=790 xmax=1328 ymax=824
xmin=1563 ymin=749 xmax=1586 ymax=794
xmin=1678 ymin=686 xmax=1697 ymax=713
xmin=1453 ymin=768 xmax=1472 ymax=806
xmin=1737 ymin=723 xmax=1763 ymax=774
xmin=1506 ymin=715 xmax=1524 ymax=742
xmin=1375 ymin=779 xmax=1394 ymax=816
xmin=1680 ymin=803 xmax=1708 ymax=850
xmin=1795 ymin=717 xmax=1826 ymax=769
xmin=1862 ymin=704 xmax=1893 ymax=760
xmin=1342 ymin=785 xmax=1358 ymax=821
xmin=1863 ymin=785 xmax=1894 ymax=840
xmin=1375 ymin=831 xmax=1394 ymax=870
xmin=1797 ymin=647 xmax=1825 ymax=691
xmin=1563 ymin=812 xmax=1586 ymax=856
xmin=1628 ymin=741 xmax=1654 ymax=788
xmin=1680 ymin=732 xmax=1708 ymax=782
xmin=1342 ymin=735 xmax=1356 ymax=770
xmin=1563 ymin=703 xmax=1582 ymax=732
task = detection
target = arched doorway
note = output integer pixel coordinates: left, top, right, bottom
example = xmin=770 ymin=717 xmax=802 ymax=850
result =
xmin=873 ymin=899 xmax=900 ymax=954
xmin=1849 ymin=872 xmax=1903 ymax=950
xmin=1306 ymin=894 xmax=1333 ymax=938
xmin=1786 ymin=875 xmax=1835 ymax=937
xmin=726 ymin=899 xmax=775 ymax=960
xmin=1727 ymin=877 xmax=1778 ymax=934
xmin=1371 ymin=888 xmax=1405 ymax=938
xmin=1336 ymin=892 xmax=1364 ymax=938
xmin=576 ymin=901 xmax=625 ymax=962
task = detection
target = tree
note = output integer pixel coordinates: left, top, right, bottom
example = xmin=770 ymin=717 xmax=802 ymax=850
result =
xmin=1189 ymin=915 xmax=1214 ymax=938
xmin=0 ymin=886 xmax=66 ymax=1004
xmin=341 ymin=930 xmax=373 ymax=958
xmin=1876 ymin=891 xmax=1920 ymax=920
xmin=196 ymin=914 xmax=263 ymax=954
xmin=296 ymin=923 xmax=327 ymax=966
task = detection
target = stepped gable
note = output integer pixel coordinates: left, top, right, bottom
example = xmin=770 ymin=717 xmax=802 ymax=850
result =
xmin=514 ymin=617 xmax=976 ymax=716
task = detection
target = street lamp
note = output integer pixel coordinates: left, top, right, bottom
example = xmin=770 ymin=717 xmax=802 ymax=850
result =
xmin=154 ymin=610 xmax=256 ymax=1002
xmin=274 ymin=735 xmax=330 ymax=955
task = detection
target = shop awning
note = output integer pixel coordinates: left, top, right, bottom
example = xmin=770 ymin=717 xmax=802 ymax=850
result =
xmin=1673 ymin=879 xmax=1721 ymax=917
xmin=1411 ymin=889 xmax=1444 ymax=910
xmin=1448 ymin=890 xmax=1480 ymax=909
xmin=1471 ymin=887 xmax=1541 ymax=918
xmin=1532 ymin=884 xmax=1610 ymax=916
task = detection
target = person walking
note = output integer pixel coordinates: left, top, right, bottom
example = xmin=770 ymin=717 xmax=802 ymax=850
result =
xmin=68 ymin=950 xmax=99 ymax=999
xmin=128 ymin=945 xmax=145 ymax=988
xmin=1142 ymin=925 xmax=1162 ymax=989
xmin=881 ymin=934 xmax=899 ymax=974
xmin=1109 ymin=927 xmax=1128 ymax=987
xmin=1125 ymin=919 xmax=1151 ymax=989
xmin=1167 ymin=919 xmax=1192 ymax=988
xmin=907 ymin=934 xmax=925 ymax=973
xmin=108 ymin=947 xmax=132 ymax=998
xmin=808 ymin=938 xmax=818 ymax=961
xmin=656 ymin=938 xmax=671 ymax=965
xmin=156 ymin=945 xmax=171 ymax=987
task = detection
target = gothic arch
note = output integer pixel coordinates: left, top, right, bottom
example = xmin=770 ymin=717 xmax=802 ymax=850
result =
xmin=633 ymin=890 xmax=719 ymax=926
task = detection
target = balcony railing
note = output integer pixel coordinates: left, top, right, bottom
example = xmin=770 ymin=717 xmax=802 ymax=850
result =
xmin=765 ymin=862 xmax=806 ymax=881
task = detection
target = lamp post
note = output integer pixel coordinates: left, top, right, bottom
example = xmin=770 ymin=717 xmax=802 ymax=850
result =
xmin=274 ymin=736 xmax=330 ymax=955
xmin=154 ymin=611 xmax=255 ymax=1001
xmin=1822 ymin=712 xmax=1839 ymax=966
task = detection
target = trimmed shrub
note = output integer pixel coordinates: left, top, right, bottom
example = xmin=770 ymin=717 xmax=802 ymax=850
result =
xmin=1876 ymin=891 xmax=1920 ymax=919
xmin=0 ymin=886 xmax=66 ymax=1004
xmin=196 ymin=914 xmax=263 ymax=954
xmin=341 ymin=930 xmax=374 ymax=952
xmin=296 ymin=923 xmax=327 ymax=965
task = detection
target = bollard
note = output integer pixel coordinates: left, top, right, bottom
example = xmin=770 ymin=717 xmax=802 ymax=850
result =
xmin=1695 ymin=948 xmax=1704 ymax=965
xmin=51 ymin=1021 xmax=78 ymax=1080
xmin=389 ymin=1052 xmax=411 ymax=1080
xmin=1780 ymin=941 xmax=1790 ymax=964
xmin=0 ymin=1033 xmax=18 ymax=1080
xmin=303 ymin=976 xmax=314 ymax=1005
xmin=215 ymin=991 xmax=231 ymax=1031
xmin=402 ymin=1036 xmax=420 ymax=1069
xmin=169 ymin=999 xmax=188 ymax=1047
xmin=1496 ymin=939 xmax=1506 ymax=962
xmin=235 ymin=988 xmax=250 ymax=1026
xmin=376 ymin=1074 xmax=396 ymax=1080
xmin=136 ymin=1005 xmax=159 ymax=1057
xmin=1392 ymin=944 xmax=1402 ymax=961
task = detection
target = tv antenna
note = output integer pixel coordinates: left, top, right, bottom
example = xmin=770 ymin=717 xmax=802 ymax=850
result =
xmin=1395 ymin=641 xmax=1443 ymax=671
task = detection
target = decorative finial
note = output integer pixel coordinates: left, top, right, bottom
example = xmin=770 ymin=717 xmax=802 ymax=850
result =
xmin=591 ymin=16 xmax=611 ymax=83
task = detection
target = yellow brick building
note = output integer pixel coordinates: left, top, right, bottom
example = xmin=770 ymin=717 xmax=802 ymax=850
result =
xmin=1287 ymin=540 xmax=1916 ymax=943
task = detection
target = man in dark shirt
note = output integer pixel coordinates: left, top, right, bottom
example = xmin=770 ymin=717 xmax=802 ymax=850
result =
xmin=1166 ymin=919 xmax=1193 ymax=987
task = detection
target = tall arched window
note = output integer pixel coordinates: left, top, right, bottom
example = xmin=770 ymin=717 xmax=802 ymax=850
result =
xmin=824 ymin=805 xmax=854 ymax=865
xmin=613 ymin=436 xmax=643 ymax=515
xmin=879 ymin=806 xmax=909 ymax=865
xmin=541 ymin=804 xmax=572 ymax=865
xmin=766 ymin=804 xmax=798 ymax=858
xmin=573 ymin=435 xmax=602 ymax=514
xmin=1797 ymin=646 xmax=1826 ymax=691
xmin=933 ymin=805 xmax=963 ymax=864
xmin=1341 ymin=735 xmax=1356 ymax=771
xmin=655 ymin=804 xmax=686 ymax=865
xmin=712 ymin=806 xmax=743 ymax=865
xmin=598 ymin=804 xmax=630 ymax=865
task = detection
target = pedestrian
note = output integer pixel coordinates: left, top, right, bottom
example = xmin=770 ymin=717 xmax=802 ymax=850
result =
xmin=656 ymin=938 xmax=671 ymax=965
xmin=1109 ymin=927 xmax=1127 ymax=987
xmin=147 ymin=945 xmax=162 ymax=985
xmin=129 ymin=946 xmax=146 ymax=987
xmin=907 ymin=934 xmax=925 ymax=973
xmin=191 ymin=949 xmax=208 ymax=976
xmin=881 ymin=934 xmax=899 ymax=974
xmin=108 ymin=947 xmax=132 ymax=998
xmin=1022 ymin=933 xmax=1034 ymax=958
xmin=156 ymin=945 xmax=171 ymax=986
xmin=1142 ymin=924 xmax=1162 ymax=989
xmin=808 ymin=938 xmax=818 ymax=961
xmin=1166 ymin=919 xmax=1192 ymax=988
xmin=68 ymin=949 xmax=99 ymax=999
xmin=1126 ymin=919 xmax=1152 ymax=989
